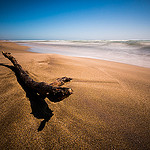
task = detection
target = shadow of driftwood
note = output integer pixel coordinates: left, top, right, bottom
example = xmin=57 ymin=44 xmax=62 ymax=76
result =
xmin=0 ymin=63 xmax=54 ymax=131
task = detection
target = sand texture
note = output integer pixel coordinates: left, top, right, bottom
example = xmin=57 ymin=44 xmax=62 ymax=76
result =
xmin=0 ymin=41 xmax=150 ymax=149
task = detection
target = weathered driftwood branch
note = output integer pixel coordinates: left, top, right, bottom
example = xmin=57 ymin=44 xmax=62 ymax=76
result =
xmin=50 ymin=76 xmax=72 ymax=87
xmin=2 ymin=51 xmax=73 ymax=102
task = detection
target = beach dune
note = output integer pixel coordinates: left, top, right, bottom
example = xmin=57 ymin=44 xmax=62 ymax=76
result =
xmin=0 ymin=41 xmax=150 ymax=149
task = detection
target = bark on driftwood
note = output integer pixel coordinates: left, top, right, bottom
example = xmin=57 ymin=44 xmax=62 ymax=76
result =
xmin=2 ymin=51 xmax=73 ymax=102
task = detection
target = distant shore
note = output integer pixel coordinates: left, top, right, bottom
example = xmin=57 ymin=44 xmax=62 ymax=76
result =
xmin=0 ymin=41 xmax=150 ymax=149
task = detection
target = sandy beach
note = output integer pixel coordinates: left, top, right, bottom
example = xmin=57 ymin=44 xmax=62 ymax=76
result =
xmin=0 ymin=41 xmax=150 ymax=149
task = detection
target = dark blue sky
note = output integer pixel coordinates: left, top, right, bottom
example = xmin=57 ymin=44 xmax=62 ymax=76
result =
xmin=0 ymin=0 xmax=150 ymax=40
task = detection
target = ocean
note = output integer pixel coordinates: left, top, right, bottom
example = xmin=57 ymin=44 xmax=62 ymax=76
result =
xmin=16 ymin=40 xmax=150 ymax=68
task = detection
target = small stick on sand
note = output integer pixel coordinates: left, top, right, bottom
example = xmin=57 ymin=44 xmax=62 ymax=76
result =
xmin=2 ymin=51 xmax=73 ymax=102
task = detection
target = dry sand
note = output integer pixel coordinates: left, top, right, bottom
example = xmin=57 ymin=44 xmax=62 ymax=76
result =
xmin=0 ymin=41 xmax=150 ymax=149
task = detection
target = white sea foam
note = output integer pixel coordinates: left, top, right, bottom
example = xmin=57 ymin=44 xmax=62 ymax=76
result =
xmin=17 ymin=40 xmax=150 ymax=68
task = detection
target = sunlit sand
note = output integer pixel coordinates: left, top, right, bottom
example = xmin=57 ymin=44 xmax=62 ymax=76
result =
xmin=0 ymin=41 xmax=150 ymax=149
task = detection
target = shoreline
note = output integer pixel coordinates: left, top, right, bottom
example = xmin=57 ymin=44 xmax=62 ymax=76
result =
xmin=3 ymin=40 xmax=150 ymax=69
xmin=0 ymin=41 xmax=150 ymax=149
xmin=17 ymin=40 xmax=150 ymax=69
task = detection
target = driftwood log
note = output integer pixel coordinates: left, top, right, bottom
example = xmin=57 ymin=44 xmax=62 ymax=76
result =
xmin=2 ymin=51 xmax=73 ymax=102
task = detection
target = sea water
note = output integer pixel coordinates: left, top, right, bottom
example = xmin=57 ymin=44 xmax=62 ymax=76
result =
xmin=17 ymin=40 xmax=150 ymax=68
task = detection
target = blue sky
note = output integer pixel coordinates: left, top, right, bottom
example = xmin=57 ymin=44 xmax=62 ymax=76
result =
xmin=0 ymin=0 xmax=150 ymax=40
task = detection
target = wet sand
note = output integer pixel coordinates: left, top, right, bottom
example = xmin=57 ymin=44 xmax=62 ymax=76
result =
xmin=0 ymin=41 xmax=150 ymax=149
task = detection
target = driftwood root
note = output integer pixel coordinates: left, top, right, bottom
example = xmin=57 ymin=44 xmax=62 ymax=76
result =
xmin=2 ymin=51 xmax=73 ymax=102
